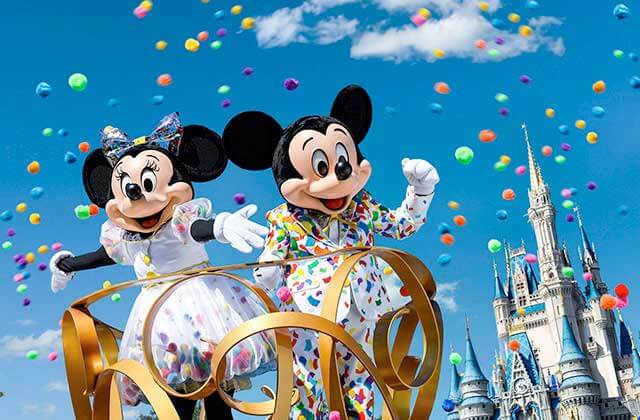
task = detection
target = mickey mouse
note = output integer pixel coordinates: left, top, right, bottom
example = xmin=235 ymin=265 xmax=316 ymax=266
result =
xmin=222 ymin=85 xmax=439 ymax=419
xmin=49 ymin=113 xmax=276 ymax=420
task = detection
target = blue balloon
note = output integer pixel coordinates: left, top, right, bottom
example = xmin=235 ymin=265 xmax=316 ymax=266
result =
xmin=30 ymin=187 xmax=44 ymax=199
xmin=151 ymin=95 xmax=165 ymax=105
xmin=591 ymin=106 xmax=605 ymax=118
xmin=57 ymin=128 xmax=68 ymax=137
xmin=442 ymin=398 xmax=456 ymax=412
xmin=429 ymin=102 xmax=443 ymax=114
xmin=558 ymin=125 xmax=570 ymax=135
xmin=496 ymin=209 xmax=508 ymax=220
xmin=630 ymin=76 xmax=640 ymax=89
xmin=0 ymin=210 xmax=13 ymax=221
xmin=613 ymin=3 xmax=630 ymax=19
xmin=437 ymin=253 xmax=452 ymax=266
xmin=214 ymin=10 xmax=225 ymax=20
xmin=35 ymin=82 xmax=52 ymax=98
xmin=22 ymin=271 xmax=31 ymax=280
xmin=525 ymin=0 xmax=539 ymax=9
xmin=491 ymin=18 xmax=506 ymax=29
xmin=64 ymin=151 xmax=77 ymax=164
xmin=618 ymin=205 xmax=630 ymax=216
xmin=569 ymin=187 xmax=578 ymax=196
xmin=438 ymin=222 xmax=451 ymax=234
xmin=107 ymin=98 xmax=119 ymax=108
xmin=629 ymin=52 xmax=639 ymax=61
xmin=383 ymin=106 xmax=397 ymax=115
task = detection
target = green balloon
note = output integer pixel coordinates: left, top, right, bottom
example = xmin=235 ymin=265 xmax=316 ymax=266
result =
xmin=455 ymin=146 xmax=474 ymax=165
xmin=68 ymin=73 xmax=88 ymax=92
xmin=555 ymin=155 xmax=567 ymax=164
xmin=488 ymin=239 xmax=502 ymax=253
xmin=613 ymin=49 xmax=624 ymax=59
xmin=210 ymin=40 xmax=222 ymax=50
xmin=562 ymin=200 xmax=574 ymax=209
xmin=42 ymin=127 xmax=53 ymax=137
xmin=494 ymin=161 xmax=507 ymax=172
xmin=111 ymin=293 xmax=121 ymax=302
xmin=26 ymin=350 xmax=38 ymax=360
xmin=562 ymin=266 xmax=574 ymax=278
xmin=16 ymin=284 xmax=28 ymax=293
xmin=217 ymin=85 xmax=231 ymax=95
xmin=74 ymin=205 xmax=91 ymax=220
xmin=449 ymin=352 xmax=462 ymax=366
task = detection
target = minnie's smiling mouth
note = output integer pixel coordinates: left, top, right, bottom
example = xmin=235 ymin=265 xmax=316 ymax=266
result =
xmin=319 ymin=196 xmax=348 ymax=211
xmin=134 ymin=208 xmax=166 ymax=229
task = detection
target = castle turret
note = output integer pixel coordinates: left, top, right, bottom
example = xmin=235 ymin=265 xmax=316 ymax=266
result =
xmin=575 ymin=206 xmax=607 ymax=295
xmin=558 ymin=317 xmax=601 ymax=419
xmin=458 ymin=322 xmax=495 ymax=420
xmin=446 ymin=360 xmax=462 ymax=419
xmin=492 ymin=260 xmax=510 ymax=341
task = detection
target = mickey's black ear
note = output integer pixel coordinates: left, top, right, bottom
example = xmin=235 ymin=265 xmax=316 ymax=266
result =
xmin=179 ymin=125 xmax=228 ymax=182
xmin=222 ymin=111 xmax=283 ymax=170
xmin=330 ymin=85 xmax=372 ymax=144
xmin=83 ymin=150 xmax=113 ymax=208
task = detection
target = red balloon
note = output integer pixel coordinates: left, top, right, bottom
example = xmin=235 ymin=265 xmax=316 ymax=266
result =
xmin=614 ymin=283 xmax=629 ymax=299
xmin=508 ymin=340 xmax=521 ymax=352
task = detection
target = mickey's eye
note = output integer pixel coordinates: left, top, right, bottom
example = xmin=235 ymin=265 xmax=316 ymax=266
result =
xmin=312 ymin=149 xmax=329 ymax=178
xmin=141 ymin=169 xmax=157 ymax=193
xmin=119 ymin=175 xmax=133 ymax=196
xmin=336 ymin=142 xmax=349 ymax=162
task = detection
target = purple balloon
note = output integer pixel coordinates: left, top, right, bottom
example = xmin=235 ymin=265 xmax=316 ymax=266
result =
xmin=242 ymin=67 xmax=253 ymax=76
xmin=560 ymin=142 xmax=571 ymax=151
xmin=284 ymin=78 xmax=300 ymax=91
xmin=519 ymin=75 xmax=531 ymax=84
xmin=216 ymin=28 xmax=227 ymax=37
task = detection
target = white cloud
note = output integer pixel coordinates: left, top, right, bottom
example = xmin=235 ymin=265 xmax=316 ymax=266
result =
xmin=303 ymin=0 xmax=360 ymax=14
xmin=372 ymin=0 xmax=484 ymax=14
xmin=437 ymin=282 xmax=459 ymax=312
xmin=314 ymin=15 xmax=360 ymax=44
xmin=256 ymin=7 xmax=308 ymax=48
xmin=45 ymin=381 xmax=67 ymax=392
xmin=15 ymin=319 xmax=36 ymax=326
xmin=21 ymin=402 xmax=56 ymax=418
xmin=0 ymin=329 xmax=61 ymax=358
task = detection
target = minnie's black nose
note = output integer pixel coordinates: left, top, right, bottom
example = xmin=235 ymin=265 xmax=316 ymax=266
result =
xmin=125 ymin=183 xmax=143 ymax=201
xmin=335 ymin=158 xmax=352 ymax=181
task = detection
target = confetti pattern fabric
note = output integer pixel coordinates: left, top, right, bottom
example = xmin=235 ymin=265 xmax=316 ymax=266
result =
xmin=255 ymin=187 xmax=431 ymax=419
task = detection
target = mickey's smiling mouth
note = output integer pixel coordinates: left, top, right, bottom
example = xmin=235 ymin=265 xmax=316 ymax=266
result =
xmin=134 ymin=208 xmax=166 ymax=229
xmin=319 ymin=196 xmax=348 ymax=211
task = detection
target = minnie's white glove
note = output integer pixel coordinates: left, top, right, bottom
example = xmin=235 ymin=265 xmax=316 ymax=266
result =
xmin=50 ymin=251 xmax=75 ymax=293
xmin=401 ymin=158 xmax=440 ymax=195
xmin=214 ymin=205 xmax=269 ymax=253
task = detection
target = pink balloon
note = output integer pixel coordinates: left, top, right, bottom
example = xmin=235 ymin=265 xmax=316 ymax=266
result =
xmin=583 ymin=272 xmax=593 ymax=281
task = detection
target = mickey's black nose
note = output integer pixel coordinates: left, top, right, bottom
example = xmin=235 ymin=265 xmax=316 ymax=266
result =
xmin=335 ymin=158 xmax=352 ymax=181
xmin=125 ymin=183 xmax=143 ymax=201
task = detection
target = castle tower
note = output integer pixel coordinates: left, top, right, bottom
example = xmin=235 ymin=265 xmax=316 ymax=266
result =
xmin=557 ymin=317 xmax=601 ymax=419
xmin=447 ymin=360 xmax=462 ymax=419
xmin=459 ymin=321 xmax=495 ymax=420
xmin=575 ymin=206 xmax=607 ymax=295
xmin=492 ymin=259 xmax=510 ymax=341
xmin=492 ymin=352 xmax=507 ymax=396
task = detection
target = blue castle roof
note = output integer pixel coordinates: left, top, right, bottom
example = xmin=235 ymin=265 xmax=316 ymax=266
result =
xmin=461 ymin=325 xmax=488 ymax=384
xmin=559 ymin=316 xmax=586 ymax=363
xmin=505 ymin=333 xmax=540 ymax=389
xmin=559 ymin=375 xmax=597 ymax=390
xmin=493 ymin=260 xmax=506 ymax=300
xmin=449 ymin=362 xmax=461 ymax=402
xmin=587 ymin=281 xmax=601 ymax=302
xmin=620 ymin=317 xmax=633 ymax=357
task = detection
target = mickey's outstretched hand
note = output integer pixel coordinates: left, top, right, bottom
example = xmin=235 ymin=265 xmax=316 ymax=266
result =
xmin=401 ymin=158 xmax=440 ymax=195
xmin=214 ymin=205 xmax=270 ymax=253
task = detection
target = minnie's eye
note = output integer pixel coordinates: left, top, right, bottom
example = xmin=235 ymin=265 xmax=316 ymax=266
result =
xmin=312 ymin=149 xmax=329 ymax=178
xmin=141 ymin=169 xmax=157 ymax=193
xmin=336 ymin=142 xmax=349 ymax=162
xmin=120 ymin=175 xmax=133 ymax=196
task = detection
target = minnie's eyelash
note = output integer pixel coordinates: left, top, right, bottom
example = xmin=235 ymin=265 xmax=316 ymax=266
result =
xmin=144 ymin=160 xmax=160 ymax=172
xmin=114 ymin=168 xmax=125 ymax=181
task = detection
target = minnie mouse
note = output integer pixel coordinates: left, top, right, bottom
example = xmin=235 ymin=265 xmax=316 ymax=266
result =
xmin=222 ymin=85 xmax=440 ymax=419
xmin=49 ymin=113 xmax=276 ymax=419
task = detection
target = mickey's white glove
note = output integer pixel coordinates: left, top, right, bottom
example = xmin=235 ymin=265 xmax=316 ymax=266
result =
xmin=50 ymin=251 xmax=75 ymax=293
xmin=253 ymin=249 xmax=285 ymax=293
xmin=401 ymin=158 xmax=440 ymax=195
xmin=214 ymin=205 xmax=269 ymax=253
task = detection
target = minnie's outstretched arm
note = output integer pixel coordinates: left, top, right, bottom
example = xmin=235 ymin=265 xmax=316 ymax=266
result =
xmin=49 ymin=247 xmax=116 ymax=293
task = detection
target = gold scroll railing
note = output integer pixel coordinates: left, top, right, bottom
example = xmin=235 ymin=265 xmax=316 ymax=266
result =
xmin=61 ymin=246 xmax=443 ymax=420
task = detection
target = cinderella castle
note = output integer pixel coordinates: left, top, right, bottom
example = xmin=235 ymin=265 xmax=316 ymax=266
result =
xmin=445 ymin=127 xmax=640 ymax=419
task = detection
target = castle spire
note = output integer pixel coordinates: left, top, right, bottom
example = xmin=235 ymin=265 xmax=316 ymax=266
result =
xmin=618 ymin=310 xmax=633 ymax=357
xmin=560 ymin=316 xmax=586 ymax=363
xmin=523 ymin=123 xmax=544 ymax=191
xmin=493 ymin=259 xmax=506 ymax=300
xmin=449 ymin=360 xmax=462 ymax=402
xmin=462 ymin=318 xmax=488 ymax=383
xmin=575 ymin=205 xmax=596 ymax=260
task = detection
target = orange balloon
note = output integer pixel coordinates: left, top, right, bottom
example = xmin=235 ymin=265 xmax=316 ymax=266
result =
xmin=440 ymin=233 xmax=455 ymax=246
xmin=197 ymin=31 xmax=209 ymax=42
xmin=502 ymin=188 xmax=516 ymax=201
xmin=508 ymin=340 xmax=521 ymax=352
xmin=541 ymin=145 xmax=553 ymax=156
xmin=453 ymin=215 xmax=467 ymax=227
xmin=479 ymin=129 xmax=497 ymax=143
xmin=157 ymin=73 xmax=173 ymax=87
xmin=600 ymin=294 xmax=616 ymax=310
xmin=88 ymin=204 xmax=100 ymax=216
xmin=78 ymin=142 xmax=90 ymax=153
xmin=434 ymin=82 xmax=450 ymax=95
xmin=592 ymin=80 xmax=606 ymax=94
xmin=475 ymin=39 xmax=486 ymax=49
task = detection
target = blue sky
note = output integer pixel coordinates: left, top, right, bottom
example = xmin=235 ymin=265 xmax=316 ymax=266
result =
xmin=1 ymin=0 xmax=639 ymax=418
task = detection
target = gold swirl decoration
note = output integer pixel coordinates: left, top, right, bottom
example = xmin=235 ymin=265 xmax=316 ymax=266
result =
xmin=61 ymin=247 xmax=442 ymax=420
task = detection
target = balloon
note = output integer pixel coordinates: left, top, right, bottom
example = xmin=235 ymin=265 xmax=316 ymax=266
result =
xmin=592 ymin=80 xmax=606 ymax=94
xmin=479 ymin=129 xmax=497 ymax=142
xmin=496 ymin=209 xmax=508 ymax=220
xmin=600 ymin=294 xmax=616 ymax=310
xmin=613 ymin=4 xmax=630 ymax=19
xmin=508 ymin=340 xmax=521 ymax=352
xmin=488 ymin=239 xmax=502 ymax=253
xmin=449 ymin=352 xmax=462 ymax=365
xmin=455 ymin=146 xmax=474 ymax=165
xmin=437 ymin=254 xmax=452 ymax=266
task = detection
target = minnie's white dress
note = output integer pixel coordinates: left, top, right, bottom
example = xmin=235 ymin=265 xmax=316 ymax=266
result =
xmin=100 ymin=198 xmax=276 ymax=405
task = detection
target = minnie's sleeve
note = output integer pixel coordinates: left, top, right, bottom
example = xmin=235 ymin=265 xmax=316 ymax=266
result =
xmin=99 ymin=221 xmax=133 ymax=265
xmin=171 ymin=198 xmax=214 ymax=244
xmin=367 ymin=187 xmax=432 ymax=240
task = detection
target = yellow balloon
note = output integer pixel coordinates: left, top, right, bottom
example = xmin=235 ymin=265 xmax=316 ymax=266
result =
xmin=478 ymin=1 xmax=490 ymax=12
xmin=434 ymin=48 xmax=446 ymax=59
xmin=418 ymin=8 xmax=431 ymax=19
xmin=29 ymin=213 xmax=41 ymax=225
xmin=241 ymin=17 xmax=255 ymax=30
xmin=545 ymin=108 xmax=555 ymax=118
xmin=16 ymin=202 xmax=27 ymax=213
xmin=155 ymin=40 xmax=167 ymax=51
xmin=102 ymin=280 xmax=112 ymax=289
xmin=508 ymin=13 xmax=521 ymax=23
xmin=184 ymin=38 xmax=200 ymax=52
xmin=447 ymin=201 xmax=460 ymax=210
xmin=140 ymin=0 xmax=153 ymax=11
xmin=25 ymin=252 xmax=36 ymax=263
xmin=575 ymin=119 xmax=586 ymax=129
xmin=519 ymin=25 xmax=533 ymax=37
xmin=586 ymin=131 xmax=598 ymax=144
xmin=500 ymin=155 xmax=511 ymax=165
xmin=230 ymin=5 xmax=242 ymax=15
xmin=37 ymin=245 xmax=49 ymax=254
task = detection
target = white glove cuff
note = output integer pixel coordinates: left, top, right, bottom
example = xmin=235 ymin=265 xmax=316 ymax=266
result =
xmin=213 ymin=212 xmax=231 ymax=244
xmin=410 ymin=184 xmax=436 ymax=196
xmin=50 ymin=251 xmax=75 ymax=277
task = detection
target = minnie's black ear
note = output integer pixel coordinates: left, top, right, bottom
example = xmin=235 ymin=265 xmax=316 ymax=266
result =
xmin=83 ymin=150 xmax=113 ymax=208
xmin=178 ymin=125 xmax=228 ymax=182
xmin=222 ymin=111 xmax=283 ymax=170
xmin=330 ymin=85 xmax=372 ymax=144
